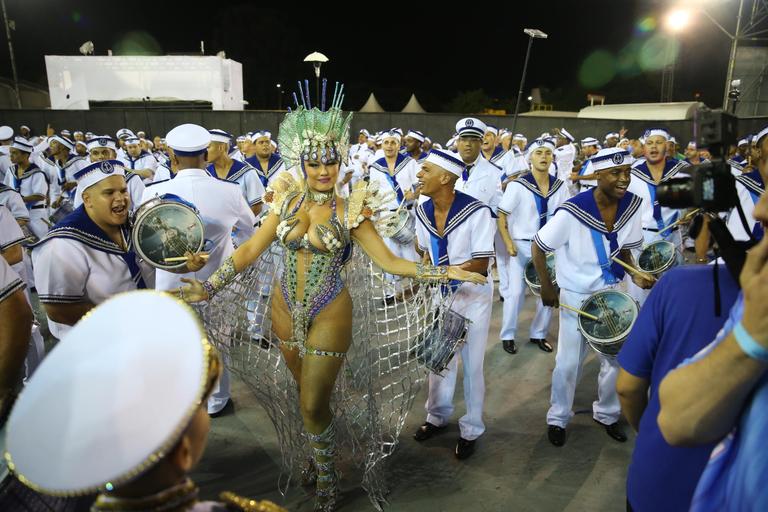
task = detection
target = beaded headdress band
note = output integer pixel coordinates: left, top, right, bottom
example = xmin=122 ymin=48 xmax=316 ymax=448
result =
xmin=277 ymin=79 xmax=353 ymax=169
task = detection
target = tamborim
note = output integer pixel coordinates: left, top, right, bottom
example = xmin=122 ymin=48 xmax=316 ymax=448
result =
xmin=132 ymin=194 xmax=204 ymax=270
xmin=377 ymin=209 xmax=415 ymax=245
xmin=637 ymin=240 xmax=681 ymax=276
xmin=524 ymin=252 xmax=556 ymax=296
xmin=578 ymin=290 xmax=639 ymax=357
xmin=414 ymin=309 xmax=469 ymax=374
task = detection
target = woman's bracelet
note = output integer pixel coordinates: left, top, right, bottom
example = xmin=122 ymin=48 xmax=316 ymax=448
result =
xmin=202 ymin=256 xmax=238 ymax=300
xmin=415 ymin=262 xmax=449 ymax=281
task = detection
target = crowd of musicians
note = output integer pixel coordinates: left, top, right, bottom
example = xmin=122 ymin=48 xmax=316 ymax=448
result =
xmin=0 ymin=118 xmax=765 ymax=512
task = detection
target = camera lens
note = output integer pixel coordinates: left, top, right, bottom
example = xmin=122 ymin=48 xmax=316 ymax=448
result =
xmin=656 ymin=177 xmax=694 ymax=209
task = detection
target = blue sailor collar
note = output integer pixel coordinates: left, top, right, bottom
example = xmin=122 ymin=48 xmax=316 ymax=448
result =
xmin=206 ymin=159 xmax=252 ymax=182
xmin=557 ymin=189 xmax=642 ymax=235
xmin=60 ymin=155 xmax=86 ymax=169
xmin=631 ymin=158 xmax=688 ymax=185
xmin=372 ymin=153 xmax=412 ymax=175
xmin=736 ymin=169 xmax=765 ymax=196
xmin=515 ymin=172 xmax=562 ymax=198
xmin=33 ymin=204 xmax=132 ymax=256
xmin=248 ymin=154 xmax=283 ymax=178
xmin=125 ymin=151 xmax=151 ymax=162
xmin=415 ymin=190 xmax=489 ymax=241
xmin=485 ymin=146 xmax=506 ymax=164
xmin=12 ymin=163 xmax=44 ymax=180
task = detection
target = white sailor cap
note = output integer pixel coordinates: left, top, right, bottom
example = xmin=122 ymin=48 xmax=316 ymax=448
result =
xmin=512 ymin=133 xmax=527 ymax=142
xmin=605 ymin=132 xmax=619 ymax=140
xmin=432 ymin=143 xmax=443 ymax=149
xmin=424 ymin=136 xmax=432 ymax=144
xmin=235 ymin=135 xmax=246 ymax=142
xmin=50 ymin=135 xmax=74 ymax=151
xmin=446 ymin=135 xmax=458 ymax=147
xmin=406 ymin=129 xmax=425 ymax=143
xmin=75 ymin=141 xmax=87 ymax=149
xmin=559 ymin=128 xmax=575 ymax=142
xmin=73 ymin=159 xmax=126 ymax=193
xmin=755 ymin=126 xmax=768 ymax=145
xmin=382 ymin=130 xmax=401 ymax=143
xmin=166 ymin=124 xmax=211 ymax=156
xmin=208 ymin=128 xmax=232 ymax=144
xmin=249 ymin=130 xmax=271 ymax=142
xmin=392 ymin=127 xmax=404 ymax=136
xmin=359 ymin=129 xmax=370 ymax=137
xmin=11 ymin=136 xmax=33 ymax=153
xmin=4 ymin=291 xmax=217 ymax=497
xmin=580 ymin=137 xmax=600 ymax=147
xmin=86 ymin=136 xmax=117 ymax=152
xmin=137 ymin=131 xmax=146 ymax=138
xmin=60 ymin=129 xmax=72 ymax=137
xmin=669 ymin=136 xmax=677 ymax=144
xmin=485 ymin=125 xmax=499 ymax=136
xmin=424 ymin=148 xmax=466 ymax=178
xmin=73 ymin=131 xmax=83 ymax=137
xmin=19 ymin=125 xmax=30 ymax=132
xmin=526 ymin=137 xmax=556 ymax=159
xmin=85 ymin=131 xmax=94 ymax=138
xmin=124 ymin=136 xmax=141 ymax=146
xmin=455 ymin=118 xmax=486 ymax=139
xmin=270 ymin=140 xmax=277 ymax=150
xmin=116 ymin=128 xmax=135 ymax=140
xmin=687 ymin=141 xmax=697 ymax=149
xmin=0 ymin=125 xmax=13 ymax=140
xmin=589 ymin=147 xmax=634 ymax=172
xmin=738 ymin=136 xmax=751 ymax=147
xmin=540 ymin=132 xmax=551 ymax=139
xmin=643 ymin=128 xmax=670 ymax=141
xmin=500 ymin=131 xmax=512 ymax=140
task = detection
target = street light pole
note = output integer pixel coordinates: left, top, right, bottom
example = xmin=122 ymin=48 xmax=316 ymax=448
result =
xmin=511 ymin=28 xmax=547 ymax=135
xmin=723 ymin=0 xmax=745 ymax=111
xmin=276 ymin=83 xmax=282 ymax=110
xmin=1 ymin=0 xmax=20 ymax=108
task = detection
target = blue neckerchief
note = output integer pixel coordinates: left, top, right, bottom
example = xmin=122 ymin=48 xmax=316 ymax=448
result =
xmin=736 ymin=170 xmax=765 ymax=240
xmin=557 ymin=190 xmax=643 ymax=285
xmin=34 ymin=205 xmax=146 ymax=289
xmin=205 ymin=159 xmax=251 ymax=182
xmin=462 ymin=161 xmax=476 ymax=182
xmin=246 ymin=154 xmax=283 ymax=186
xmin=517 ymin=173 xmax=560 ymax=228
xmin=373 ymin=154 xmax=411 ymax=204
xmin=125 ymin=151 xmax=151 ymax=169
xmin=416 ymin=191 xmax=488 ymax=293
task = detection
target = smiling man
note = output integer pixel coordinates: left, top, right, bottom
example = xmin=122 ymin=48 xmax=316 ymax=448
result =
xmin=31 ymin=160 xmax=154 ymax=341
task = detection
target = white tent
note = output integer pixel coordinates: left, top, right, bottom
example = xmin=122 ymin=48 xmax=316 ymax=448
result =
xmin=401 ymin=93 xmax=426 ymax=113
xmin=359 ymin=93 xmax=385 ymax=113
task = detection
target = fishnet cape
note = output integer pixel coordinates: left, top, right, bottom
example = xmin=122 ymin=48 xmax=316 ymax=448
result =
xmin=199 ymin=241 xmax=456 ymax=510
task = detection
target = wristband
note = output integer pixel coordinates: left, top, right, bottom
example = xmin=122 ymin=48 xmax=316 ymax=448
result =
xmin=733 ymin=321 xmax=768 ymax=362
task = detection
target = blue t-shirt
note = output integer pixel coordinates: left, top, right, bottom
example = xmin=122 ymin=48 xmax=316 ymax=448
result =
xmin=686 ymin=293 xmax=768 ymax=512
xmin=618 ymin=265 xmax=739 ymax=512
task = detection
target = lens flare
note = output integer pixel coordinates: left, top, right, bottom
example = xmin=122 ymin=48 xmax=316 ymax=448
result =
xmin=578 ymin=50 xmax=617 ymax=89
xmin=638 ymin=34 xmax=679 ymax=71
xmin=114 ymin=31 xmax=162 ymax=56
xmin=636 ymin=16 xmax=657 ymax=33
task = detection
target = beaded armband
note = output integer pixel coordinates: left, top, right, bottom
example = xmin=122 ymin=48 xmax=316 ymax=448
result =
xmin=415 ymin=263 xmax=449 ymax=281
xmin=202 ymin=256 xmax=237 ymax=300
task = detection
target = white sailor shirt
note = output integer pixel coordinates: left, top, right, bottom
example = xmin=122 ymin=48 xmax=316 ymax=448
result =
xmin=0 ymin=184 xmax=29 ymax=222
xmin=153 ymin=164 xmax=172 ymax=182
xmin=245 ymin=154 xmax=287 ymax=187
xmin=454 ymin=155 xmax=503 ymax=213
xmin=205 ymin=159 xmax=265 ymax=207
xmin=5 ymin=164 xmax=48 ymax=215
xmin=0 ymin=256 xmax=24 ymax=304
xmin=368 ymin=154 xmax=420 ymax=211
xmin=31 ymin=205 xmax=154 ymax=339
xmin=627 ymin=157 xmax=689 ymax=233
xmin=554 ymin=143 xmax=577 ymax=183
xmin=726 ymin=170 xmax=764 ymax=241
xmin=534 ymin=189 xmax=644 ymax=294
xmin=56 ymin=155 xmax=89 ymax=202
xmin=498 ymin=173 xmax=569 ymax=241
xmin=141 ymin=168 xmax=256 ymax=290
xmin=121 ymin=151 xmax=159 ymax=184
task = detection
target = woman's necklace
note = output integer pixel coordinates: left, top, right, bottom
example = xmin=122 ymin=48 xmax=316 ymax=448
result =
xmin=305 ymin=186 xmax=334 ymax=206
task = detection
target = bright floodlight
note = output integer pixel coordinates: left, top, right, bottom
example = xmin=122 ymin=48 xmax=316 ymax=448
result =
xmin=524 ymin=28 xmax=548 ymax=39
xmin=304 ymin=51 xmax=329 ymax=78
xmin=665 ymin=9 xmax=692 ymax=32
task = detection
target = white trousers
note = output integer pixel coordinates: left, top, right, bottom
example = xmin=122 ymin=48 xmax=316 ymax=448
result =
xmin=383 ymin=236 xmax=418 ymax=294
xmin=546 ymin=288 xmax=621 ymax=428
xmin=498 ymin=240 xmax=553 ymax=341
xmin=495 ymin=231 xmax=509 ymax=298
xmin=425 ymin=283 xmax=493 ymax=440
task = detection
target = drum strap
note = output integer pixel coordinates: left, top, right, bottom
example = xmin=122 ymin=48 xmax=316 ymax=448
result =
xmin=383 ymin=171 xmax=404 ymax=204
xmin=589 ymin=229 xmax=623 ymax=284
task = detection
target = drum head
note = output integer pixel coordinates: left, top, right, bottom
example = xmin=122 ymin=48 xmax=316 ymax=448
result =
xmin=523 ymin=253 xmax=556 ymax=294
xmin=578 ymin=290 xmax=639 ymax=349
xmin=638 ymin=240 xmax=678 ymax=275
xmin=132 ymin=201 xmax=204 ymax=270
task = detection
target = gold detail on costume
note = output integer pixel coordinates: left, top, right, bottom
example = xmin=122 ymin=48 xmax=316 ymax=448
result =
xmin=91 ymin=478 xmax=198 ymax=511
xmin=344 ymin=180 xmax=394 ymax=230
xmin=220 ymin=491 xmax=288 ymax=512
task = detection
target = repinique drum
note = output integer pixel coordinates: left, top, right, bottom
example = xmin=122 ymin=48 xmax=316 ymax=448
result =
xmin=131 ymin=194 xmax=204 ymax=270
xmin=578 ymin=290 xmax=639 ymax=357
xmin=377 ymin=209 xmax=415 ymax=245
xmin=524 ymin=253 xmax=556 ymax=296
xmin=414 ymin=309 xmax=469 ymax=374
xmin=637 ymin=240 xmax=681 ymax=276
xmin=49 ymin=201 xmax=73 ymax=225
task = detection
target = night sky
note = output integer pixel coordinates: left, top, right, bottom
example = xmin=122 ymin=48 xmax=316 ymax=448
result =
xmin=0 ymin=0 xmax=744 ymax=112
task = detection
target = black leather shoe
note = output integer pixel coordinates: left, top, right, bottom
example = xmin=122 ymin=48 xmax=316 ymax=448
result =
xmin=529 ymin=338 xmax=553 ymax=353
xmin=502 ymin=339 xmax=517 ymax=354
xmin=499 ymin=295 xmax=505 ymax=302
xmin=547 ymin=425 xmax=566 ymax=447
xmin=209 ymin=399 xmax=234 ymax=418
xmin=455 ymin=437 xmax=476 ymax=459
xmin=595 ymin=420 xmax=627 ymax=442
xmin=413 ymin=422 xmax=446 ymax=442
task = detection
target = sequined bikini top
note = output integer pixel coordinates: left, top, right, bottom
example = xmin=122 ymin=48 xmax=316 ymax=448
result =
xmin=276 ymin=191 xmax=349 ymax=254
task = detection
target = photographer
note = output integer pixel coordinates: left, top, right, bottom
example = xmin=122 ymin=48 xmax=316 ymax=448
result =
xmin=657 ymin=187 xmax=768 ymax=511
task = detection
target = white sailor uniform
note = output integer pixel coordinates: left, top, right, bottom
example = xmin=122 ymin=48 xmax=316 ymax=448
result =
xmin=0 ymin=183 xmax=29 ymax=222
xmin=534 ymin=189 xmax=643 ymax=429
xmin=245 ymin=153 xmax=287 ymax=187
xmin=153 ymin=164 xmax=173 ymax=182
xmin=554 ymin=143 xmax=577 ymax=185
xmin=31 ymin=205 xmax=154 ymax=340
xmin=498 ymin=173 xmax=569 ymax=342
xmin=121 ymin=151 xmax=159 ymax=184
xmin=726 ymin=169 xmax=764 ymax=241
xmin=205 ymin=159 xmax=265 ymax=209
xmin=369 ymin=153 xmax=421 ymax=263
xmin=141 ymin=167 xmax=256 ymax=414
xmin=627 ymin=157 xmax=689 ymax=247
xmin=415 ymin=191 xmax=495 ymax=440
xmin=728 ymin=154 xmax=748 ymax=176
xmin=5 ymin=163 xmax=49 ymax=239
xmin=72 ymin=169 xmax=146 ymax=214
xmin=55 ymin=154 xmax=89 ymax=206
xmin=454 ymin=155 xmax=503 ymax=212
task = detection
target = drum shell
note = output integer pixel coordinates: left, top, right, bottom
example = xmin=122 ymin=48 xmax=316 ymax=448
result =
xmin=414 ymin=309 xmax=468 ymax=374
xmin=523 ymin=253 xmax=556 ymax=296
xmin=637 ymin=240 xmax=680 ymax=276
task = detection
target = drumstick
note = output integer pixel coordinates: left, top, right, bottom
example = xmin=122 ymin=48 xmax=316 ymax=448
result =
xmin=610 ymin=256 xmax=656 ymax=280
xmin=560 ymin=303 xmax=601 ymax=322
xmin=659 ymin=208 xmax=701 ymax=234
xmin=163 ymin=254 xmax=210 ymax=263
